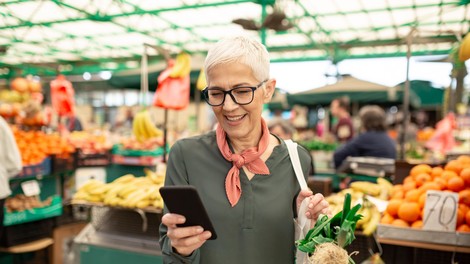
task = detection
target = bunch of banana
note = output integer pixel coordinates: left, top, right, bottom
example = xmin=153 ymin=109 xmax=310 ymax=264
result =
xmin=133 ymin=110 xmax=163 ymax=142
xmin=349 ymin=178 xmax=393 ymax=200
xmin=170 ymin=52 xmax=191 ymax=78
xmin=72 ymin=170 xmax=165 ymax=210
xmin=459 ymin=33 xmax=470 ymax=62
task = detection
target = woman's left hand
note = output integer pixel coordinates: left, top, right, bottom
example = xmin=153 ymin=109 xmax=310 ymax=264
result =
xmin=296 ymin=190 xmax=331 ymax=224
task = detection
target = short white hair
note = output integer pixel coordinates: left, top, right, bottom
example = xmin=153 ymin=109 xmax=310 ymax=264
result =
xmin=204 ymin=36 xmax=270 ymax=84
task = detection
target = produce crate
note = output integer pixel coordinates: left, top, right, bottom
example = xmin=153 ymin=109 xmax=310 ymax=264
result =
xmin=16 ymin=157 xmax=51 ymax=178
xmin=112 ymin=155 xmax=164 ymax=166
xmin=0 ymin=218 xmax=54 ymax=247
xmin=3 ymin=195 xmax=63 ymax=226
xmin=112 ymin=144 xmax=168 ymax=157
xmin=377 ymin=224 xmax=470 ymax=246
xmin=51 ymin=152 xmax=77 ymax=174
xmin=76 ymin=149 xmax=112 ymax=167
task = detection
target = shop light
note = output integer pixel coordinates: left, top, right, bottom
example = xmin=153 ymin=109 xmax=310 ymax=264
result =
xmin=99 ymin=71 xmax=112 ymax=80
xmin=83 ymin=72 xmax=91 ymax=80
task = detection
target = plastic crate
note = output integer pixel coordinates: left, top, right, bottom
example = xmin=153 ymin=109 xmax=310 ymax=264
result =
xmin=112 ymin=144 xmax=168 ymax=157
xmin=0 ymin=218 xmax=54 ymax=247
xmin=112 ymin=155 xmax=163 ymax=166
xmin=51 ymin=152 xmax=77 ymax=174
xmin=76 ymin=149 xmax=111 ymax=167
xmin=3 ymin=195 xmax=63 ymax=226
xmin=16 ymin=157 xmax=51 ymax=178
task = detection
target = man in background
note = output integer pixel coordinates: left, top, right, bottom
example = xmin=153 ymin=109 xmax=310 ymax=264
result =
xmin=330 ymin=96 xmax=354 ymax=143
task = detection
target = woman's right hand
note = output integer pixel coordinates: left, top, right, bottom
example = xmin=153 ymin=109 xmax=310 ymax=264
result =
xmin=161 ymin=213 xmax=212 ymax=256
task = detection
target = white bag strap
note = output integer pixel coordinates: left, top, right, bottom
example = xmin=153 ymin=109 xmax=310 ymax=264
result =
xmin=285 ymin=139 xmax=308 ymax=190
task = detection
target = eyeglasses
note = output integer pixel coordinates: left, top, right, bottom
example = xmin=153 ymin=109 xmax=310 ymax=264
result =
xmin=202 ymin=80 xmax=267 ymax=106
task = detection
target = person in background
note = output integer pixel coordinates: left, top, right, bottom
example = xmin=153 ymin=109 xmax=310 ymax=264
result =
xmin=333 ymin=105 xmax=396 ymax=169
xmin=330 ymin=96 xmax=354 ymax=143
xmin=268 ymin=120 xmax=296 ymax=140
xmin=0 ymin=116 xmax=22 ymax=239
xmin=159 ymin=36 xmax=330 ymax=264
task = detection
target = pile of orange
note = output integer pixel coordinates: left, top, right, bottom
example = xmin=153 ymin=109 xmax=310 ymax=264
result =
xmin=381 ymin=155 xmax=470 ymax=233
xmin=12 ymin=127 xmax=75 ymax=166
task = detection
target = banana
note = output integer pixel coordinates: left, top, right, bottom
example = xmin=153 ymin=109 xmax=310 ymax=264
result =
xmin=88 ymin=184 xmax=113 ymax=196
xmin=170 ymin=52 xmax=191 ymax=78
xmin=113 ymin=174 xmax=135 ymax=184
xmin=73 ymin=191 xmax=91 ymax=201
xmin=153 ymin=199 xmax=164 ymax=209
xmin=136 ymin=200 xmax=151 ymax=209
xmin=357 ymin=206 xmax=372 ymax=228
xmin=118 ymin=185 xmax=140 ymax=199
xmin=140 ymin=110 xmax=162 ymax=138
xmin=132 ymin=111 xmax=144 ymax=141
xmin=148 ymin=185 xmax=162 ymax=200
xmin=124 ymin=190 xmax=150 ymax=208
xmin=362 ymin=206 xmax=381 ymax=236
xmin=78 ymin=179 xmax=104 ymax=193
xmin=377 ymin=178 xmax=393 ymax=200
xmin=350 ymin=181 xmax=381 ymax=197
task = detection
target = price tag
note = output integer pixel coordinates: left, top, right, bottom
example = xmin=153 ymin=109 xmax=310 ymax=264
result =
xmin=423 ymin=190 xmax=459 ymax=232
xmin=21 ymin=180 xmax=41 ymax=197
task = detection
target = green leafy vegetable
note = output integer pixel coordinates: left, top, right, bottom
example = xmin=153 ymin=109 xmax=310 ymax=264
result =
xmin=296 ymin=193 xmax=363 ymax=261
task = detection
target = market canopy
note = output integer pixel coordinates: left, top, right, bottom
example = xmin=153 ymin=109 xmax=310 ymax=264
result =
xmin=0 ymin=0 xmax=469 ymax=78
xmin=286 ymin=75 xmax=421 ymax=107
xmin=397 ymin=80 xmax=446 ymax=108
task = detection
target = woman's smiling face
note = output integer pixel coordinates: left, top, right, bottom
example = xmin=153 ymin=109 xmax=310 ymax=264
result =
xmin=207 ymin=62 xmax=274 ymax=142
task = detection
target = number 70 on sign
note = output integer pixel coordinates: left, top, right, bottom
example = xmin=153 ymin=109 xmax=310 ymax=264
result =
xmin=423 ymin=190 xmax=459 ymax=232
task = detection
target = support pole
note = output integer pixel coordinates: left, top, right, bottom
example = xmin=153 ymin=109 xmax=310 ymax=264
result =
xmin=399 ymin=29 xmax=414 ymax=160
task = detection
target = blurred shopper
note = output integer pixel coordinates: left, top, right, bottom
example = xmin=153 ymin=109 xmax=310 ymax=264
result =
xmin=0 ymin=116 xmax=22 ymax=239
xmin=333 ymin=105 xmax=396 ymax=169
xmin=159 ymin=36 xmax=330 ymax=264
xmin=268 ymin=120 xmax=296 ymax=140
xmin=330 ymin=96 xmax=354 ymax=143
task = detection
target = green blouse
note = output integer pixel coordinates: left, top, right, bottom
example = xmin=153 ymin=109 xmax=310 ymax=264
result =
xmin=159 ymin=131 xmax=313 ymax=264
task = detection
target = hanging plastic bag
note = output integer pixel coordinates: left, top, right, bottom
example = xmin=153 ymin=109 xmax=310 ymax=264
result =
xmin=50 ymin=75 xmax=76 ymax=117
xmin=152 ymin=61 xmax=190 ymax=110
xmin=425 ymin=112 xmax=456 ymax=154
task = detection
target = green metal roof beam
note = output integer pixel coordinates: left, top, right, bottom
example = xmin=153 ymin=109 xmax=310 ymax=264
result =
xmin=120 ymin=0 xmax=213 ymax=48
xmin=0 ymin=0 xmax=256 ymax=30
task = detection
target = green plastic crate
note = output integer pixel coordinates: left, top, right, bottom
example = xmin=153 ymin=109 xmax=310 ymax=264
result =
xmin=3 ymin=195 xmax=63 ymax=226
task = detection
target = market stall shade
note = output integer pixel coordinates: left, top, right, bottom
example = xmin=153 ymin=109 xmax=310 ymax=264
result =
xmin=0 ymin=0 xmax=468 ymax=76
xmin=286 ymin=75 xmax=420 ymax=107
xmin=266 ymin=88 xmax=290 ymax=111
xmin=396 ymin=80 xmax=445 ymax=109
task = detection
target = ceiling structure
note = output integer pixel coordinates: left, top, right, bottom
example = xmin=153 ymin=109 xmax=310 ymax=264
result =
xmin=0 ymin=0 xmax=469 ymax=78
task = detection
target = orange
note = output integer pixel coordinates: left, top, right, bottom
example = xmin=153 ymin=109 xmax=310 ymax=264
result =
xmin=386 ymin=199 xmax=403 ymax=217
xmin=403 ymin=176 xmax=415 ymax=184
xmin=466 ymin=210 xmax=470 ymax=225
xmin=405 ymin=189 xmax=421 ymax=202
xmin=391 ymin=184 xmax=404 ymax=196
xmin=461 ymin=168 xmax=470 ymax=186
xmin=392 ymin=190 xmax=405 ymax=200
xmin=431 ymin=166 xmax=444 ymax=179
xmin=457 ymin=207 xmax=465 ymax=227
xmin=411 ymin=220 xmax=423 ymax=229
xmin=457 ymin=155 xmax=470 ymax=165
xmin=459 ymin=189 xmax=470 ymax=206
xmin=419 ymin=182 xmax=441 ymax=193
xmin=415 ymin=173 xmax=432 ymax=187
xmin=441 ymin=170 xmax=459 ymax=181
xmin=391 ymin=219 xmax=410 ymax=228
xmin=448 ymin=177 xmax=465 ymax=192
xmin=398 ymin=202 xmax=421 ymax=223
xmin=410 ymin=164 xmax=432 ymax=177
xmin=433 ymin=177 xmax=447 ymax=190
xmin=418 ymin=192 xmax=427 ymax=209
xmin=460 ymin=203 xmax=470 ymax=215
xmin=445 ymin=160 xmax=464 ymax=175
xmin=457 ymin=224 xmax=470 ymax=233
xmin=403 ymin=181 xmax=417 ymax=192
xmin=381 ymin=213 xmax=395 ymax=225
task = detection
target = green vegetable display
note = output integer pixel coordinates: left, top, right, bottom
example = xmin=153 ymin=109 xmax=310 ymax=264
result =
xmin=296 ymin=193 xmax=362 ymax=264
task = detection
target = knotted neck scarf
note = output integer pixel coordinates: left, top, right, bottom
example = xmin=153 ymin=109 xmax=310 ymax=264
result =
xmin=216 ymin=118 xmax=271 ymax=207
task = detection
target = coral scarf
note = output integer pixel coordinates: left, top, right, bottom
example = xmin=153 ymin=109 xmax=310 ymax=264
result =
xmin=216 ymin=119 xmax=271 ymax=207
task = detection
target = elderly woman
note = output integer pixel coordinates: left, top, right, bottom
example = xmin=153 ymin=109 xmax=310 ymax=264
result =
xmin=333 ymin=105 xmax=397 ymax=169
xmin=159 ymin=36 xmax=330 ymax=263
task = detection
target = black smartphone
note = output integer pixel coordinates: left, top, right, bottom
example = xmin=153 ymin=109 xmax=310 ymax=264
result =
xmin=159 ymin=185 xmax=217 ymax=240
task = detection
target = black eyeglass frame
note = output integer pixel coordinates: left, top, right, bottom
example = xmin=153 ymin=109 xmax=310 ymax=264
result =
xmin=202 ymin=80 xmax=268 ymax=106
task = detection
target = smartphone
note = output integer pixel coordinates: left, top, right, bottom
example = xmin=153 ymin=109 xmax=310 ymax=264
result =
xmin=159 ymin=185 xmax=217 ymax=240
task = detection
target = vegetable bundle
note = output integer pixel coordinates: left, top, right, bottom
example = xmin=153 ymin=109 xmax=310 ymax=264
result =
xmin=296 ymin=193 xmax=362 ymax=264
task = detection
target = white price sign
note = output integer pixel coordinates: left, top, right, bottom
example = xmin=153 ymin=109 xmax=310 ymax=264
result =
xmin=21 ymin=180 xmax=41 ymax=197
xmin=423 ymin=190 xmax=459 ymax=232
